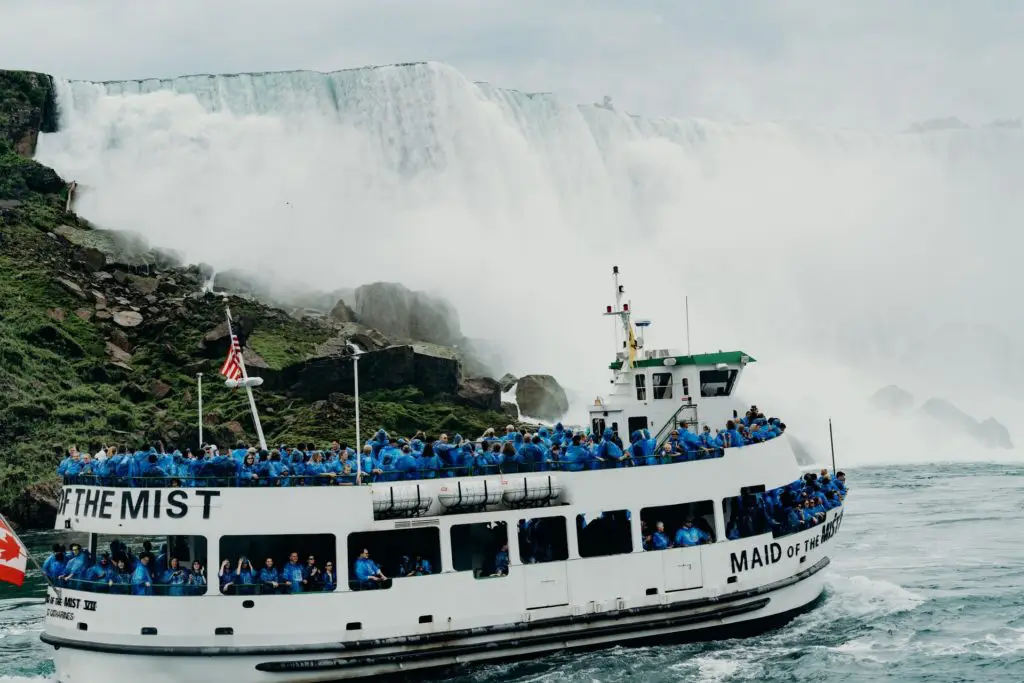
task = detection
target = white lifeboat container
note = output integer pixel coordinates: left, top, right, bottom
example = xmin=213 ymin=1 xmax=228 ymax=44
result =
xmin=371 ymin=484 xmax=432 ymax=515
xmin=438 ymin=478 xmax=503 ymax=509
xmin=501 ymin=474 xmax=563 ymax=505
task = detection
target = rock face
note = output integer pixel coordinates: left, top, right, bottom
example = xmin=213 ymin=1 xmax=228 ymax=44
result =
xmin=870 ymin=385 xmax=914 ymax=415
xmin=328 ymin=298 xmax=358 ymax=323
xmin=515 ymin=374 xmax=569 ymax=421
xmin=919 ymin=397 xmax=1013 ymax=449
xmin=264 ymin=344 xmax=461 ymax=399
xmin=0 ymin=71 xmax=57 ymax=157
xmin=353 ymin=282 xmax=461 ymax=346
xmin=456 ymin=377 xmax=501 ymax=411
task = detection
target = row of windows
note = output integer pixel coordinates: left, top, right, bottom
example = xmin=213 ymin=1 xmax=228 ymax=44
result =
xmin=634 ymin=369 xmax=739 ymax=401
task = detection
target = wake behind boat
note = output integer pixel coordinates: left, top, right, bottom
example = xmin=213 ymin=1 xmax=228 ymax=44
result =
xmin=37 ymin=267 xmax=847 ymax=683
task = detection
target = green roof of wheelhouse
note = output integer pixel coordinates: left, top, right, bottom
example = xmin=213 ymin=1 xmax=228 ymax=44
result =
xmin=609 ymin=350 xmax=755 ymax=370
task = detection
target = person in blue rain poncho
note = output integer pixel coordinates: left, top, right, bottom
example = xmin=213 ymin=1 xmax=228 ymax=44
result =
xmin=595 ymin=427 xmax=626 ymax=466
xmin=321 ymin=561 xmax=337 ymax=592
xmin=518 ymin=436 xmax=545 ymax=471
xmin=259 ymin=558 xmax=282 ymax=593
xmin=42 ymin=545 xmax=66 ymax=584
xmin=131 ymin=555 xmax=154 ymax=595
xmin=188 ymin=561 xmax=207 ymax=595
xmin=83 ymin=553 xmax=115 ymax=590
xmin=354 ymin=549 xmax=387 ymax=589
xmin=281 ymin=552 xmax=306 ymax=593
xmin=674 ymin=519 xmax=711 ymax=547
xmin=651 ymin=522 xmax=671 ymax=550
xmin=162 ymin=557 xmax=190 ymax=596
xmin=59 ymin=543 xmax=89 ymax=588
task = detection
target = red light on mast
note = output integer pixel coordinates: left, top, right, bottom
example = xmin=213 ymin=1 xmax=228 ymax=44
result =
xmin=623 ymin=303 xmax=629 ymax=311
xmin=606 ymin=305 xmax=612 ymax=313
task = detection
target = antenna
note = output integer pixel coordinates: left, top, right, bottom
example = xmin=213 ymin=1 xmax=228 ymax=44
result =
xmin=829 ymin=418 xmax=837 ymax=476
xmin=685 ymin=296 xmax=691 ymax=356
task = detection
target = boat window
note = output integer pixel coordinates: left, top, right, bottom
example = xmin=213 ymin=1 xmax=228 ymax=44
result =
xmin=518 ymin=517 xmax=568 ymax=563
xmin=220 ymin=533 xmax=335 ymax=595
xmin=682 ymin=377 xmax=689 ymax=397
xmin=635 ymin=374 xmax=647 ymax=401
xmin=699 ymin=369 xmax=738 ymax=397
xmin=80 ymin=534 xmax=210 ymax=596
xmin=451 ymin=521 xmax=509 ymax=578
xmin=591 ymin=418 xmax=606 ymax=436
xmin=640 ymin=502 xmax=716 ymax=550
xmin=652 ymin=372 xmax=673 ymax=399
xmin=628 ymin=416 xmax=648 ymax=435
xmin=347 ymin=528 xmax=441 ymax=591
xmin=576 ymin=510 xmax=633 ymax=558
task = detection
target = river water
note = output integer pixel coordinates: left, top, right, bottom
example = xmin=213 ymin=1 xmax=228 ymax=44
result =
xmin=2 ymin=462 xmax=1022 ymax=682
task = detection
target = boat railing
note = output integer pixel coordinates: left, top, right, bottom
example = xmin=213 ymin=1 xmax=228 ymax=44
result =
xmin=57 ymin=449 xmax=730 ymax=489
xmin=58 ymin=577 xmax=209 ymax=596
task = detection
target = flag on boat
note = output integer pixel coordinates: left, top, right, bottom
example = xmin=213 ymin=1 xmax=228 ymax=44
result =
xmin=0 ymin=513 xmax=29 ymax=587
xmin=627 ymin=323 xmax=637 ymax=368
xmin=219 ymin=334 xmax=244 ymax=381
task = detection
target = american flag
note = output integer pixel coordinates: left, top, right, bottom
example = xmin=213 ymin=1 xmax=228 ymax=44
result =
xmin=220 ymin=334 xmax=244 ymax=381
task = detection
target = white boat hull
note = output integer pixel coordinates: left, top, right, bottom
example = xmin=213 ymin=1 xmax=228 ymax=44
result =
xmin=48 ymin=558 xmax=827 ymax=683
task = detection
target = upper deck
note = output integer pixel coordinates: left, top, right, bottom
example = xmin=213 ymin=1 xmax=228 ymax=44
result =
xmin=54 ymin=434 xmax=809 ymax=536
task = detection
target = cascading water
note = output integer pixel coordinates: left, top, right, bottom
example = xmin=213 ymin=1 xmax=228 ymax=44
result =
xmin=33 ymin=61 xmax=1024 ymax=462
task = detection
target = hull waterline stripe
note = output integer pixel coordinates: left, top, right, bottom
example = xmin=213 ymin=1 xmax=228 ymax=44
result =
xmin=254 ymin=598 xmax=772 ymax=673
xmin=40 ymin=556 xmax=829 ymax=658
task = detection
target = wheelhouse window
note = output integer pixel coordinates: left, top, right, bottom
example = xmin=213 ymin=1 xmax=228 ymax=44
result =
xmin=451 ymin=521 xmax=509 ymax=578
xmin=640 ymin=502 xmax=715 ymax=550
xmin=347 ymin=528 xmax=441 ymax=591
xmin=220 ymin=534 xmax=336 ymax=595
xmin=682 ymin=377 xmax=690 ymax=397
xmin=699 ymin=369 xmax=738 ymax=397
xmin=518 ymin=517 xmax=569 ymax=563
xmin=576 ymin=509 xmax=633 ymax=558
xmin=635 ymin=373 xmax=647 ymax=400
xmin=652 ymin=372 xmax=673 ymax=399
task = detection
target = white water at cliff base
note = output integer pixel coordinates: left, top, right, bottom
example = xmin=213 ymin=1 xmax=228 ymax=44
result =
xmin=34 ymin=62 xmax=1024 ymax=465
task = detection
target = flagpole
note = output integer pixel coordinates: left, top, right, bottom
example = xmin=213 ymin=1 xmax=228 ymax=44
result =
xmin=224 ymin=303 xmax=268 ymax=451
xmin=196 ymin=372 xmax=204 ymax=449
xmin=353 ymin=352 xmax=362 ymax=483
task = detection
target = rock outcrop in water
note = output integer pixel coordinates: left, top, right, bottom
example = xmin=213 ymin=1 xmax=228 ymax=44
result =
xmin=869 ymin=384 xmax=1013 ymax=451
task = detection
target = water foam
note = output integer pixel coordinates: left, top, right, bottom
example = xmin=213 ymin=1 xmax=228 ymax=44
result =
xmin=33 ymin=62 xmax=1024 ymax=449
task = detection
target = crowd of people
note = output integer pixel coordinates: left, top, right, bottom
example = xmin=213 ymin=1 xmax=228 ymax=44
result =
xmin=217 ymin=552 xmax=338 ymax=594
xmin=42 ymin=539 xmax=207 ymax=596
xmin=726 ymin=469 xmax=847 ymax=540
xmin=55 ymin=407 xmax=788 ymax=487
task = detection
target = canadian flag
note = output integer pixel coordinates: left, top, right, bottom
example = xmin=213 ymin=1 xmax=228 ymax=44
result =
xmin=0 ymin=514 xmax=28 ymax=587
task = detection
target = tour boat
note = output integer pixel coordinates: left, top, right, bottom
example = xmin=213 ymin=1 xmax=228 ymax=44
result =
xmin=41 ymin=267 xmax=845 ymax=683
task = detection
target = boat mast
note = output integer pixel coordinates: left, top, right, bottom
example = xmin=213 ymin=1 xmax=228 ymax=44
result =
xmin=605 ymin=266 xmax=635 ymax=368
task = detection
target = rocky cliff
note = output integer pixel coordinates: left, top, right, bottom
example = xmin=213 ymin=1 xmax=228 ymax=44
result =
xmin=0 ymin=70 xmax=531 ymax=529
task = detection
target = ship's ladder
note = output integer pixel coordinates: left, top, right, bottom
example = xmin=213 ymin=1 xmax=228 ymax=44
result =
xmin=653 ymin=400 xmax=700 ymax=452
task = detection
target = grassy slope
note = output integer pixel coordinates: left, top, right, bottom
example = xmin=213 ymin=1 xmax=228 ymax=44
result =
xmin=0 ymin=75 xmax=505 ymax=525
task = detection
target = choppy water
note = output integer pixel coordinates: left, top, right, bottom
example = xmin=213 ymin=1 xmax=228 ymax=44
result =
xmin=2 ymin=463 xmax=1022 ymax=682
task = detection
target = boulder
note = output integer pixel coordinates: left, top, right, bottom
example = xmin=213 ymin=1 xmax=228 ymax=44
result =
xmin=56 ymin=277 xmax=87 ymax=301
xmin=515 ymin=374 xmax=569 ymax=421
xmin=112 ymin=310 xmax=144 ymax=328
xmin=52 ymin=225 xmax=156 ymax=269
xmin=150 ymin=379 xmax=172 ymax=400
xmin=456 ymin=377 xmax=501 ymax=411
xmin=499 ymin=373 xmax=519 ymax=393
xmin=104 ymin=342 xmax=133 ymax=365
xmin=47 ymin=308 xmax=65 ymax=322
xmin=72 ymin=247 xmax=106 ymax=273
xmin=224 ymin=421 xmax=245 ymax=436
xmin=74 ymin=308 xmax=92 ymax=321
xmin=126 ymin=274 xmax=159 ymax=296
xmin=870 ymin=385 xmax=914 ymax=415
xmin=352 ymin=282 xmax=461 ymax=346
xmin=328 ymin=298 xmax=358 ymax=323
xmin=109 ymin=328 xmax=132 ymax=352
xmin=212 ymin=269 xmax=268 ymax=298
xmin=501 ymin=401 xmax=520 ymax=422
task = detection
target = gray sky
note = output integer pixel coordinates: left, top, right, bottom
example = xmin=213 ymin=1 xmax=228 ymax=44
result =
xmin=2 ymin=0 xmax=1022 ymax=128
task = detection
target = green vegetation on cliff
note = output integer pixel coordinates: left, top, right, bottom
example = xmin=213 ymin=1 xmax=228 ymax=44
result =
xmin=0 ymin=72 xmax=507 ymax=528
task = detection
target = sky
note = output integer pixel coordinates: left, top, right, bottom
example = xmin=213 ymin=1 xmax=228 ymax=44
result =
xmin=2 ymin=0 xmax=1023 ymax=129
